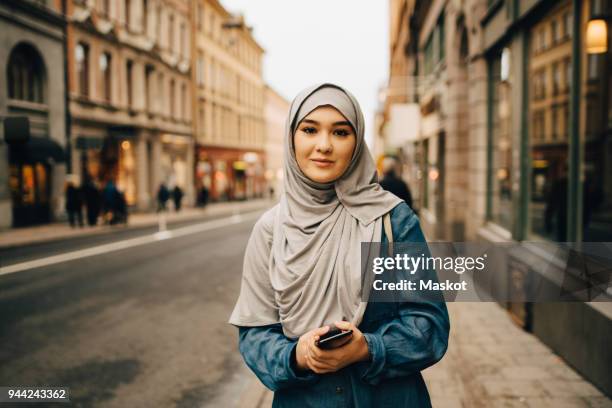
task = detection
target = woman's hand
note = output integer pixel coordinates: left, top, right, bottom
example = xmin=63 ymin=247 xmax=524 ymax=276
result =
xmin=296 ymin=321 xmax=370 ymax=374
xmin=295 ymin=325 xmax=330 ymax=372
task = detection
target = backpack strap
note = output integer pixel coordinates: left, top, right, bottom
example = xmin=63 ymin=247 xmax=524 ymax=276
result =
xmin=383 ymin=212 xmax=394 ymax=256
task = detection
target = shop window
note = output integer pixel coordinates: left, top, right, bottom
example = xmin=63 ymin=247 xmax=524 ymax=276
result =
xmin=580 ymin=0 xmax=612 ymax=241
xmin=528 ymin=0 xmax=572 ymax=241
xmin=7 ymin=42 xmax=46 ymax=103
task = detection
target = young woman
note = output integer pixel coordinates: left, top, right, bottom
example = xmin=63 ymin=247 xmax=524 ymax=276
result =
xmin=229 ymin=83 xmax=449 ymax=407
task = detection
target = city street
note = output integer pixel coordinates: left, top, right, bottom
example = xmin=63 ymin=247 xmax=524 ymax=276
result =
xmin=2 ymin=200 xmax=612 ymax=407
xmin=0 ymin=205 xmax=269 ymax=407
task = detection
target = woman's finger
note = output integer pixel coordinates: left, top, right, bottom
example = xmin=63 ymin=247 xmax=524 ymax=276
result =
xmin=306 ymin=354 xmax=335 ymax=373
xmin=333 ymin=320 xmax=353 ymax=331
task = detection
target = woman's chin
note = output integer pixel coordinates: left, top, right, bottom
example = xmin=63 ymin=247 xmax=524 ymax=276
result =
xmin=305 ymin=170 xmax=340 ymax=184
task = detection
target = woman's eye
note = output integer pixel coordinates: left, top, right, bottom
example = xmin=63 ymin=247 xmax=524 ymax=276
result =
xmin=334 ymin=129 xmax=351 ymax=137
xmin=302 ymin=127 xmax=317 ymax=134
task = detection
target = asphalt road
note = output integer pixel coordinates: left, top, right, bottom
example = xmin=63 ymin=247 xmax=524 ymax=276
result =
xmin=0 ymin=208 xmax=268 ymax=408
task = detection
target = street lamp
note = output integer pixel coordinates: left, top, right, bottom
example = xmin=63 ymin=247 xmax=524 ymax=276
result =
xmin=585 ymin=19 xmax=608 ymax=54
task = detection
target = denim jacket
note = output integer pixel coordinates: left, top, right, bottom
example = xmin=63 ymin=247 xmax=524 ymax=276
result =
xmin=237 ymin=202 xmax=450 ymax=407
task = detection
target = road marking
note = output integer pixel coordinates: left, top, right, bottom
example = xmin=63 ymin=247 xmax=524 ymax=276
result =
xmin=0 ymin=210 xmax=262 ymax=276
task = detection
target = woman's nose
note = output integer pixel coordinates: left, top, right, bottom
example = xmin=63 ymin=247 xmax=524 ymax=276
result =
xmin=315 ymin=132 xmax=332 ymax=153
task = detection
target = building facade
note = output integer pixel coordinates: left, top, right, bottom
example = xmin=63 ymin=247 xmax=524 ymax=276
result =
xmin=66 ymin=0 xmax=194 ymax=210
xmin=264 ymin=85 xmax=289 ymax=198
xmin=0 ymin=0 xmax=67 ymax=228
xmin=383 ymin=0 xmax=612 ymax=396
xmin=192 ymin=0 xmax=265 ymax=202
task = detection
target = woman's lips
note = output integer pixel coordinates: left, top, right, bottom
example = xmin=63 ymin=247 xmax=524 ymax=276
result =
xmin=310 ymin=158 xmax=334 ymax=168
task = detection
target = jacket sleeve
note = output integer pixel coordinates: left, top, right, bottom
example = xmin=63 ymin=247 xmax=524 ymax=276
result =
xmin=358 ymin=203 xmax=450 ymax=385
xmin=238 ymin=324 xmax=319 ymax=391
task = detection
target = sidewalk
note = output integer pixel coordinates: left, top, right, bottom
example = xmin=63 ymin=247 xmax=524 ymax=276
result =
xmin=244 ymin=302 xmax=612 ymax=407
xmin=0 ymin=199 xmax=275 ymax=249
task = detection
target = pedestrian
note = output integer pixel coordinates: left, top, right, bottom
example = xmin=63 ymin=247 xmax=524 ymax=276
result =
xmin=173 ymin=185 xmax=184 ymax=212
xmin=65 ymin=178 xmax=84 ymax=228
xmin=229 ymin=83 xmax=449 ymax=407
xmin=113 ymin=190 xmax=128 ymax=225
xmin=82 ymin=179 xmax=101 ymax=226
xmin=102 ymin=179 xmax=119 ymax=224
xmin=157 ymin=183 xmax=169 ymax=212
xmin=199 ymin=185 xmax=209 ymax=207
xmin=379 ymin=156 xmax=414 ymax=210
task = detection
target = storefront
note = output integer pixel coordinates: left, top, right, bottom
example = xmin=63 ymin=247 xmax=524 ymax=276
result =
xmin=7 ymin=136 xmax=65 ymax=227
xmin=195 ymin=146 xmax=265 ymax=202
xmin=482 ymin=0 xmax=611 ymax=395
xmin=161 ymin=134 xmax=191 ymax=193
xmin=4 ymin=118 xmax=65 ymax=227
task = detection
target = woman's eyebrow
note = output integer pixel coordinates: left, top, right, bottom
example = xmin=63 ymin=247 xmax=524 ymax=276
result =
xmin=300 ymin=119 xmax=352 ymax=127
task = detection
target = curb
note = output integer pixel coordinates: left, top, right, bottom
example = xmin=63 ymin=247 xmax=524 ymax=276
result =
xmin=0 ymin=200 xmax=275 ymax=250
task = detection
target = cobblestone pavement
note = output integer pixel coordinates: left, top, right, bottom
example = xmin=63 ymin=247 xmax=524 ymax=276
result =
xmin=244 ymin=302 xmax=612 ymax=408
xmin=423 ymin=302 xmax=610 ymax=408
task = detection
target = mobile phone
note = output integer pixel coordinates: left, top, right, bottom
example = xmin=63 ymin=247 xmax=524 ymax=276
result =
xmin=315 ymin=328 xmax=353 ymax=349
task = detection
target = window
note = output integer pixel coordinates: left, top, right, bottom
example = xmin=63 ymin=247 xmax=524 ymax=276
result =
xmin=75 ymin=42 xmax=89 ymax=98
xmin=126 ymin=60 xmax=133 ymax=108
xmin=180 ymin=22 xmax=186 ymax=57
xmin=551 ymin=105 xmax=558 ymax=140
xmin=170 ymin=79 xmax=175 ymax=118
xmin=157 ymin=73 xmax=164 ymax=113
xmin=197 ymin=53 xmax=204 ymax=85
xmin=99 ymin=52 xmax=111 ymax=102
xmin=157 ymin=5 xmax=162 ymax=43
xmin=168 ymin=14 xmax=174 ymax=50
xmin=562 ymin=12 xmax=571 ymax=39
xmin=211 ymin=61 xmax=216 ymax=90
xmin=7 ymin=43 xmax=45 ymax=103
xmin=199 ymin=107 xmax=204 ymax=135
xmin=551 ymin=20 xmax=560 ymax=44
xmin=424 ymin=35 xmax=434 ymax=75
xmin=488 ymin=52 xmax=514 ymax=230
xmin=538 ymin=30 xmax=546 ymax=52
xmin=197 ymin=3 xmax=202 ymax=31
xmin=552 ymin=62 xmax=560 ymax=95
xmin=125 ymin=0 xmax=131 ymax=29
xmin=438 ymin=12 xmax=445 ymax=62
xmin=181 ymin=83 xmax=187 ymax=120
xmin=145 ymin=65 xmax=154 ymax=112
xmin=100 ymin=0 xmax=110 ymax=16
xmin=143 ymin=0 xmax=148 ymax=33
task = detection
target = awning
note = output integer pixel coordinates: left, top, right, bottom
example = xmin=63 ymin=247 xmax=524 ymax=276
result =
xmin=9 ymin=136 xmax=66 ymax=163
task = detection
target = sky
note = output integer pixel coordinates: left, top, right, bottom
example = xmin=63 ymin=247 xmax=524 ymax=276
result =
xmin=220 ymin=0 xmax=389 ymax=145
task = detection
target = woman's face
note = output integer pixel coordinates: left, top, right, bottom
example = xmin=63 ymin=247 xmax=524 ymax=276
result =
xmin=294 ymin=106 xmax=357 ymax=183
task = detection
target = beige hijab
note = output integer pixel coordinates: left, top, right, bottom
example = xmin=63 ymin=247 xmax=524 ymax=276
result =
xmin=229 ymin=83 xmax=401 ymax=339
